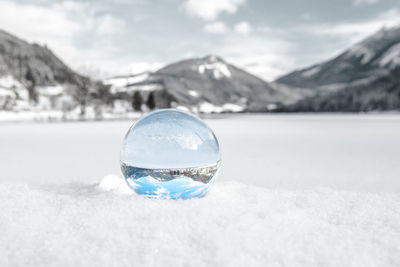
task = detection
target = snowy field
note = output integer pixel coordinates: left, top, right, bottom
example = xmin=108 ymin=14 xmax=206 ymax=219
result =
xmin=1 ymin=114 xmax=400 ymax=266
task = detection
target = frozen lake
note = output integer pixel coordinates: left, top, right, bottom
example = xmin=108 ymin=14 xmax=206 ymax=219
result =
xmin=1 ymin=114 xmax=400 ymax=192
xmin=1 ymin=114 xmax=400 ymax=266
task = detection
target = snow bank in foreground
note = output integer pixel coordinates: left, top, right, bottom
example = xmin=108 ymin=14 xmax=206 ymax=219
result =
xmin=0 ymin=175 xmax=399 ymax=267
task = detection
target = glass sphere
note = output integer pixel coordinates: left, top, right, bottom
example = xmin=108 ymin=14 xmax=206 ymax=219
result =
xmin=120 ymin=109 xmax=221 ymax=199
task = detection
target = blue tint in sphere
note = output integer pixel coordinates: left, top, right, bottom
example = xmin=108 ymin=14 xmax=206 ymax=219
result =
xmin=120 ymin=109 xmax=221 ymax=199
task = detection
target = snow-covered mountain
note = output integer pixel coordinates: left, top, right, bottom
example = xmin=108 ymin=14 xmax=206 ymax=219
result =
xmin=4 ymin=24 xmax=399 ymax=117
xmin=0 ymin=30 xmax=85 ymax=86
xmin=3 ymin=27 xmax=309 ymax=117
xmin=0 ymin=29 xmax=117 ymax=119
xmin=280 ymin=67 xmax=400 ymax=112
xmin=105 ymin=55 xmax=310 ymax=113
xmin=277 ymin=26 xmax=400 ymax=88
xmin=276 ymin=25 xmax=400 ymax=112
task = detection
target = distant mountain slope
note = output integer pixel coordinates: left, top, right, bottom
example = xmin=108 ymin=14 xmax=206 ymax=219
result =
xmin=277 ymin=26 xmax=400 ymax=88
xmin=108 ymin=55 xmax=310 ymax=113
xmin=279 ymin=67 xmax=400 ymax=112
xmin=275 ymin=25 xmax=400 ymax=112
xmin=0 ymin=29 xmax=111 ymax=117
xmin=0 ymin=30 xmax=84 ymax=86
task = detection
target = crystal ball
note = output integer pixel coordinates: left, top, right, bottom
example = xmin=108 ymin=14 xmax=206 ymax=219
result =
xmin=120 ymin=109 xmax=221 ymax=199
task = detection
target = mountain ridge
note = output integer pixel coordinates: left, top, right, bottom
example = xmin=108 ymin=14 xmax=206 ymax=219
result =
xmin=277 ymin=26 xmax=400 ymax=88
xmin=105 ymin=55 xmax=310 ymax=113
xmin=1 ymin=25 xmax=400 ymax=117
xmin=0 ymin=29 xmax=85 ymax=86
xmin=275 ymin=25 xmax=400 ymax=112
xmin=0 ymin=29 xmax=109 ymax=116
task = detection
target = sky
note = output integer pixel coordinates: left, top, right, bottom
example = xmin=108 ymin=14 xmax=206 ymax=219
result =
xmin=0 ymin=0 xmax=400 ymax=81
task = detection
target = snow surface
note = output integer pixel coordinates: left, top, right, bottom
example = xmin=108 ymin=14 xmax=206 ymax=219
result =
xmin=1 ymin=114 xmax=400 ymax=191
xmin=0 ymin=110 xmax=142 ymax=122
xmin=1 ymin=114 xmax=400 ymax=266
xmin=0 ymin=175 xmax=399 ymax=266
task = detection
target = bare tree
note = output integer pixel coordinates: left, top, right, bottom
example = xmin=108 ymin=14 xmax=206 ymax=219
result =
xmin=73 ymin=75 xmax=91 ymax=118
xmin=132 ymin=91 xmax=143 ymax=112
xmin=25 ymin=68 xmax=38 ymax=103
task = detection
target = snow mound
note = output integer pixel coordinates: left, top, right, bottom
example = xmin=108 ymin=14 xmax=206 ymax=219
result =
xmin=98 ymin=174 xmax=133 ymax=194
xmin=0 ymin=175 xmax=399 ymax=267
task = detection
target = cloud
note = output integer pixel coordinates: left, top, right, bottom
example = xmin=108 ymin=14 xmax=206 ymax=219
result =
xmin=96 ymin=14 xmax=126 ymax=35
xmin=183 ymin=0 xmax=246 ymax=20
xmin=301 ymin=13 xmax=311 ymax=20
xmin=204 ymin=21 xmax=229 ymax=34
xmin=234 ymin=21 xmax=252 ymax=34
xmin=309 ymin=8 xmax=400 ymax=42
xmin=231 ymin=53 xmax=295 ymax=82
xmin=226 ymin=8 xmax=400 ymax=81
xmin=0 ymin=1 xmax=126 ymax=72
xmin=128 ymin=62 xmax=164 ymax=74
xmin=354 ymin=0 xmax=379 ymax=6
xmin=213 ymin=34 xmax=296 ymax=81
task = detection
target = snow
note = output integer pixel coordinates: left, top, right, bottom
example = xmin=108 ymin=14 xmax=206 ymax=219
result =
xmin=198 ymin=62 xmax=231 ymax=79
xmin=188 ymin=90 xmax=199 ymax=97
xmin=0 ymin=110 xmax=63 ymax=122
xmin=266 ymin=103 xmax=278 ymax=110
xmin=0 ymin=75 xmax=21 ymax=88
xmin=199 ymin=102 xmax=244 ymax=113
xmin=104 ymin=73 xmax=150 ymax=87
xmin=379 ymin=43 xmax=400 ymax=68
xmin=0 ymin=75 xmax=28 ymax=108
xmin=199 ymin=102 xmax=223 ymax=113
xmin=301 ymin=66 xmax=320 ymax=78
xmin=112 ymin=99 xmax=132 ymax=114
xmin=221 ymin=103 xmax=244 ymax=112
xmin=1 ymin=114 xmax=400 ymax=189
xmin=37 ymin=85 xmax=64 ymax=96
xmin=347 ymin=45 xmax=374 ymax=64
xmin=104 ymin=73 xmax=151 ymax=93
xmin=0 ymin=109 xmax=141 ymax=122
xmin=175 ymin=105 xmax=190 ymax=112
xmin=0 ymin=175 xmax=399 ymax=266
xmin=1 ymin=114 xmax=400 ymax=266
xmin=125 ymin=83 xmax=162 ymax=92
xmin=0 ymin=87 xmax=14 ymax=97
